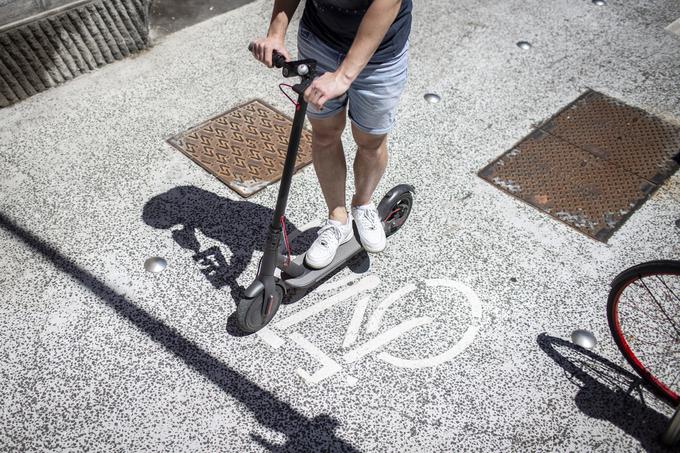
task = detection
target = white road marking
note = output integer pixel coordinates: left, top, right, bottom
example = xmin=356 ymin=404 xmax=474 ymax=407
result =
xmin=343 ymin=317 xmax=432 ymax=364
xmin=667 ymin=17 xmax=680 ymax=35
xmin=316 ymin=271 xmax=367 ymax=293
xmin=365 ymin=283 xmax=418 ymax=333
xmin=256 ymin=327 xmax=285 ymax=349
xmin=377 ymin=279 xmax=483 ymax=368
xmin=378 ymin=325 xmax=481 ymax=368
xmin=274 ymin=275 xmax=380 ymax=330
xmin=424 ymin=278 xmax=483 ymax=320
xmin=289 ymin=332 xmax=342 ymax=385
xmin=342 ymin=297 xmax=369 ymax=349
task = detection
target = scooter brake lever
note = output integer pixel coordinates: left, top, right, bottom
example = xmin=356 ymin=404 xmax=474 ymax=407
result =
xmin=292 ymin=71 xmax=325 ymax=95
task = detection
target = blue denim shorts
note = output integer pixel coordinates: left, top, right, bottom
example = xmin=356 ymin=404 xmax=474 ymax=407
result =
xmin=297 ymin=24 xmax=409 ymax=135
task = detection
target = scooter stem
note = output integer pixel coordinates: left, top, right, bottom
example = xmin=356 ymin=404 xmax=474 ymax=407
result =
xmin=257 ymin=94 xmax=308 ymax=280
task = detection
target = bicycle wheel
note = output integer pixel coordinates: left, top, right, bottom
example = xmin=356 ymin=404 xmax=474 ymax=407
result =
xmin=607 ymin=260 xmax=680 ymax=406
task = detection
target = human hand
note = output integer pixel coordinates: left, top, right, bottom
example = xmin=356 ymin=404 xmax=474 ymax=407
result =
xmin=303 ymin=72 xmax=351 ymax=111
xmin=249 ymin=36 xmax=290 ymax=68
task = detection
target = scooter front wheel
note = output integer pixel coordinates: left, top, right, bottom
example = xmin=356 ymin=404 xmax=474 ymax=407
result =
xmin=236 ymin=284 xmax=284 ymax=334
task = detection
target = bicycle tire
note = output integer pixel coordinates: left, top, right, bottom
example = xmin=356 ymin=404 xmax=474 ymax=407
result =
xmin=607 ymin=260 xmax=680 ymax=406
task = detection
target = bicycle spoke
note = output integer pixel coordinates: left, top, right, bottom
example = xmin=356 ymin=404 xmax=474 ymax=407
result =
xmin=621 ymin=291 xmax=676 ymax=339
xmin=610 ymin=265 xmax=680 ymax=405
xmin=668 ymin=368 xmax=680 ymax=390
xmin=639 ymin=276 xmax=680 ymax=338
xmin=657 ymin=274 xmax=680 ymax=307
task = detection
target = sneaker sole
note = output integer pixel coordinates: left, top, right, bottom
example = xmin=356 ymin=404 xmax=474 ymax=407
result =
xmin=362 ymin=240 xmax=386 ymax=254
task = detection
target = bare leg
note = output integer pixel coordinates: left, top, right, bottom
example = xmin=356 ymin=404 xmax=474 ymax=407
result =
xmin=350 ymin=123 xmax=388 ymax=207
xmin=308 ymin=109 xmax=349 ymax=223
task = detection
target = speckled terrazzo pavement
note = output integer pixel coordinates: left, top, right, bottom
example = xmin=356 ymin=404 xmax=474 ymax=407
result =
xmin=1 ymin=0 xmax=680 ymax=451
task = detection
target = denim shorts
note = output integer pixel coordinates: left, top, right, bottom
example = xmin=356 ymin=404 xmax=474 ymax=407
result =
xmin=297 ymin=24 xmax=409 ymax=135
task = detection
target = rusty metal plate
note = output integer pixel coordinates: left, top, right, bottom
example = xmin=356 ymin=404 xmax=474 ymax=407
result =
xmin=538 ymin=91 xmax=680 ymax=184
xmin=168 ymin=99 xmax=313 ymax=198
xmin=479 ymin=130 xmax=657 ymax=242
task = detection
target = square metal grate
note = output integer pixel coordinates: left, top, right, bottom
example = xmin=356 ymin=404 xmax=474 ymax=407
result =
xmin=479 ymin=91 xmax=680 ymax=242
xmin=168 ymin=99 xmax=313 ymax=198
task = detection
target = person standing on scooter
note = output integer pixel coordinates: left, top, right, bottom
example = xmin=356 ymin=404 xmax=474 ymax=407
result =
xmin=250 ymin=0 xmax=411 ymax=269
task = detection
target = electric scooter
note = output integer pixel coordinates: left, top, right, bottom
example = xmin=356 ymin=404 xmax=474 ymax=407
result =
xmin=237 ymin=47 xmax=415 ymax=333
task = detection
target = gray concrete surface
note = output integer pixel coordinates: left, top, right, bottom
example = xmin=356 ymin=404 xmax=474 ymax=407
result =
xmin=150 ymin=0 xmax=253 ymax=40
xmin=1 ymin=0 xmax=680 ymax=451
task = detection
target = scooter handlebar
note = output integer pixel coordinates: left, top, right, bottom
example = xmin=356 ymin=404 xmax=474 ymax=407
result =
xmin=248 ymin=42 xmax=286 ymax=68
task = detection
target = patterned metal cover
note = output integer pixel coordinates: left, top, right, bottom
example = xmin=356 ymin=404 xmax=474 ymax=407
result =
xmin=538 ymin=91 xmax=680 ymax=184
xmin=168 ymin=99 xmax=313 ymax=198
xmin=479 ymin=91 xmax=680 ymax=242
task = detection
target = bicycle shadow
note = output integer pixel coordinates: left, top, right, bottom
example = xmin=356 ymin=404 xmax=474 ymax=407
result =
xmin=142 ymin=185 xmax=319 ymax=302
xmin=537 ymin=333 xmax=673 ymax=452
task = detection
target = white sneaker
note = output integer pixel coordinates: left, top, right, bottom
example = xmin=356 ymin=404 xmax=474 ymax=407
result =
xmin=351 ymin=202 xmax=386 ymax=253
xmin=304 ymin=215 xmax=354 ymax=269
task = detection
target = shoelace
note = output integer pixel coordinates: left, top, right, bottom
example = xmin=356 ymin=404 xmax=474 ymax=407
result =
xmin=361 ymin=208 xmax=380 ymax=231
xmin=317 ymin=221 xmax=343 ymax=248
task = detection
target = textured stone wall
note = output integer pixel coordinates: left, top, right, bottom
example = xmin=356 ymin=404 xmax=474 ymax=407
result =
xmin=0 ymin=0 xmax=151 ymax=107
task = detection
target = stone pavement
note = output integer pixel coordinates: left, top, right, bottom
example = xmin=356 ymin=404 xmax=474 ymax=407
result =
xmin=1 ymin=0 xmax=679 ymax=451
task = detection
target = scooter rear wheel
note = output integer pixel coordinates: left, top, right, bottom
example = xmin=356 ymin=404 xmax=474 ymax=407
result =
xmin=383 ymin=191 xmax=413 ymax=237
xmin=236 ymin=285 xmax=284 ymax=334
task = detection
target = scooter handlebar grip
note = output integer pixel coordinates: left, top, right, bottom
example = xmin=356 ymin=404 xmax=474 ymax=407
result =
xmin=272 ymin=50 xmax=286 ymax=68
xmin=249 ymin=43 xmax=286 ymax=68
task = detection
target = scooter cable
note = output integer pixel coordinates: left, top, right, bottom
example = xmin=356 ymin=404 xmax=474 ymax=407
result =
xmin=280 ymin=215 xmax=292 ymax=267
xmin=278 ymin=83 xmax=300 ymax=110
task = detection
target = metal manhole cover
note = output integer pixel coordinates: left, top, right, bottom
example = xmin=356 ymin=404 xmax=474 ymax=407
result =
xmin=479 ymin=130 xmax=657 ymax=242
xmin=538 ymin=91 xmax=680 ymax=184
xmin=479 ymin=90 xmax=680 ymax=242
xmin=168 ymin=99 xmax=313 ymax=198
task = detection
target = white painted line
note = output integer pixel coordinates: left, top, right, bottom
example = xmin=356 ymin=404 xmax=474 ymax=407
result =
xmin=343 ymin=317 xmax=432 ymax=364
xmin=365 ymin=283 xmax=418 ymax=333
xmin=256 ymin=327 xmax=285 ymax=349
xmin=375 ymin=279 xmax=484 ymax=369
xmin=342 ymin=297 xmax=369 ymax=349
xmin=424 ymin=278 xmax=483 ymax=320
xmin=666 ymin=17 xmax=680 ymax=36
xmin=378 ymin=325 xmax=481 ymax=369
xmin=275 ymin=275 xmax=380 ymax=330
xmin=316 ymin=271 xmax=367 ymax=293
xmin=289 ymin=332 xmax=342 ymax=385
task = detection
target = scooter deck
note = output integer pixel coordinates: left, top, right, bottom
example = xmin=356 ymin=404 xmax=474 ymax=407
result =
xmin=282 ymin=235 xmax=364 ymax=289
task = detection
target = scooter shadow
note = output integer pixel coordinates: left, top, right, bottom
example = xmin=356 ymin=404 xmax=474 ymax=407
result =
xmin=142 ymin=185 xmax=371 ymax=315
xmin=537 ymin=333 xmax=672 ymax=451
xmin=143 ymin=185 xmax=308 ymax=300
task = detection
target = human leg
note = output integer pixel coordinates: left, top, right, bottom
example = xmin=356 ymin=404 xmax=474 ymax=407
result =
xmin=350 ymin=124 xmax=388 ymax=208
xmin=308 ymin=109 xmax=349 ymax=223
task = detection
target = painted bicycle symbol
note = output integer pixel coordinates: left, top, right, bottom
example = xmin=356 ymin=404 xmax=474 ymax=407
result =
xmin=257 ymin=273 xmax=483 ymax=386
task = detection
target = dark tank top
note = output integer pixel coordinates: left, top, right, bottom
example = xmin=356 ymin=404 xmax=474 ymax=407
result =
xmin=301 ymin=0 xmax=412 ymax=63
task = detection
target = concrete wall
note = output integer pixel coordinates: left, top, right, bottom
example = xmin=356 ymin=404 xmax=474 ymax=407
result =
xmin=0 ymin=0 xmax=151 ymax=107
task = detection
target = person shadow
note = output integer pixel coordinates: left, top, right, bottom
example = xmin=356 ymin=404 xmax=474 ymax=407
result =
xmin=142 ymin=185 xmax=369 ymax=315
xmin=537 ymin=333 xmax=675 ymax=452
xmin=143 ymin=185 xmax=315 ymax=301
